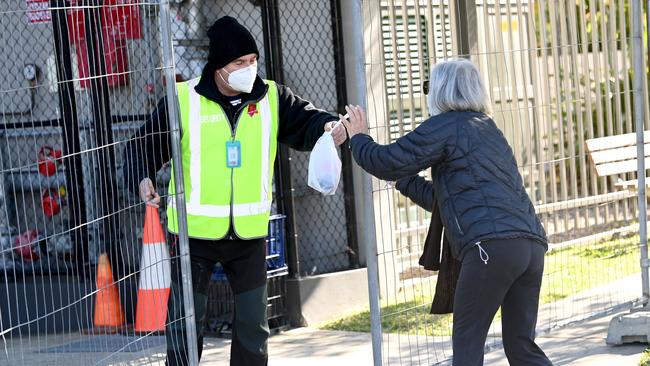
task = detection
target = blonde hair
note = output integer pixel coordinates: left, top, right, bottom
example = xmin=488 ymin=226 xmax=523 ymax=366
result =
xmin=427 ymin=58 xmax=491 ymax=116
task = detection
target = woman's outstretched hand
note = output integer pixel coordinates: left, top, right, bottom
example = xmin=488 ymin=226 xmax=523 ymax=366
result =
xmin=341 ymin=104 xmax=368 ymax=139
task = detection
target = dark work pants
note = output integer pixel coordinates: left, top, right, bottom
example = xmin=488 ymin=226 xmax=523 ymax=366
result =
xmin=452 ymin=238 xmax=553 ymax=366
xmin=166 ymin=237 xmax=269 ymax=366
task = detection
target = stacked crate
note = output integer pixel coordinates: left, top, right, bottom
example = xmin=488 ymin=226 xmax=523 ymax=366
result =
xmin=206 ymin=214 xmax=289 ymax=337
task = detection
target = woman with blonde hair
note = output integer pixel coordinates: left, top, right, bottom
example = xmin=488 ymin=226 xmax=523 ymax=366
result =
xmin=342 ymin=58 xmax=552 ymax=366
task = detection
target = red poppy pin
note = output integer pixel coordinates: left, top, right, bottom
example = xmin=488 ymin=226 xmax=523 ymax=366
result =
xmin=247 ymin=104 xmax=259 ymax=117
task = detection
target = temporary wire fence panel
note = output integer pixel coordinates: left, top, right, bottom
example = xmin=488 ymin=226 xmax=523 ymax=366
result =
xmin=177 ymin=0 xmax=354 ymax=277
xmin=361 ymin=0 xmax=649 ymax=364
xmin=0 ymin=1 xmax=193 ymax=365
xmin=277 ymin=0 xmax=353 ymax=276
xmin=1 ymin=0 xmax=356 ymax=365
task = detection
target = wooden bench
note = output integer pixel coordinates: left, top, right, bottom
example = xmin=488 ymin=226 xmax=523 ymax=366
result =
xmin=585 ymin=131 xmax=650 ymax=191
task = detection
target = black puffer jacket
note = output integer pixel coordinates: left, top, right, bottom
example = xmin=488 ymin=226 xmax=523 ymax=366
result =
xmin=350 ymin=111 xmax=547 ymax=259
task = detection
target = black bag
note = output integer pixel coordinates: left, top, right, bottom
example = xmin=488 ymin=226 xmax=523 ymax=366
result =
xmin=418 ymin=182 xmax=461 ymax=314
xmin=429 ymin=235 xmax=461 ymax=314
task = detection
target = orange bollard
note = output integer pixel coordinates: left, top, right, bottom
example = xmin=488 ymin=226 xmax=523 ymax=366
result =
xmin=134 ymin=206 xmax=171 ymax=334
xmin=85 ymin=253 xmax=126 ymax=334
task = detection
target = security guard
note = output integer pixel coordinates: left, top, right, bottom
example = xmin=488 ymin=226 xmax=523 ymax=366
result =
xmin=123 ymin=16 xmax=346 ymax=366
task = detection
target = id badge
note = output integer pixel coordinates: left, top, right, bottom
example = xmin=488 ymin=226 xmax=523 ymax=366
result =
xmin=226 ymin=141 xmax=242 ymax=168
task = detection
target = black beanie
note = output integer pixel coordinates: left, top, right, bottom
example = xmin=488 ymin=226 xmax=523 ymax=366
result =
xmin=207 ymin=16 xmax=259 ymax=70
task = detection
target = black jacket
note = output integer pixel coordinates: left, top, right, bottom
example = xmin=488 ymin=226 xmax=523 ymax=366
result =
xmin=351 ymin=111 xmax=547 ymax=259
xmin=123 ymin=63 xmax=336 ymax=192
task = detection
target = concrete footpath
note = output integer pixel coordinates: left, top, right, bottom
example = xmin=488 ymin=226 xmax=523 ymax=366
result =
xmin=483 ymin=310 xmax=647 ymax=366
xmin=198 ymin=309 xmax=648 ymax=366
xmin=1 ymin=310 xmax=646 ymax=365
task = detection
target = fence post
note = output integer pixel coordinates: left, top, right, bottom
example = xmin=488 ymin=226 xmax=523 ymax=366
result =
xmin=50 ymin=0 xmax=89 ymax=273
xmin=331 ymin=0 xmax=361 ymax=269
xmin=82 ymin=0 xmax=122 ymax=277
xmin=451 ymin=0 xmax=478 ymax=58
xmin=341 ymin=1 xmax=382 ymax=365
xmin=632 ymin=0 xmax=649 ymax=301
xmin=158 ymin=1 xmax=199 ymax=365
xmin=260 ymin=0 xmax=301 ymax=278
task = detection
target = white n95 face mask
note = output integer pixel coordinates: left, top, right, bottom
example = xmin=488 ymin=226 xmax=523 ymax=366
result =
xmin=222 ymin=64 xmax=257 ymax=93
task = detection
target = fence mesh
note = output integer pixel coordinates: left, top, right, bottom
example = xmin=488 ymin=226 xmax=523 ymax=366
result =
xmin=1 ymin=0 xmax=354 ymax=364
xmin=0 ymin=1 xmax=185 ymax=364
xmin=277 ymin=0 xmax=352 ymax=275
xmin=361 ymin=0 xmax=649 ymax=364
xmin=3 ymin=0 xmax=646 ymax=364
xmin=174 ymin=0 xmax=352 ymax=277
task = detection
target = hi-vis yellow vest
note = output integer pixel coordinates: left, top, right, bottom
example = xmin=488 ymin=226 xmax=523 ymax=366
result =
xmin=167 ymin=78 xmax=279 ymax=239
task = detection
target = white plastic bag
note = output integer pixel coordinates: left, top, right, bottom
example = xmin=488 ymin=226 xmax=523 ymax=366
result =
xmin=308 ymin=130 xmax=342 ymax=195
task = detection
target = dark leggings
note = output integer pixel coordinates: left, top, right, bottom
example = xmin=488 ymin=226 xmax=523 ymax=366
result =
xmin=166 ymin=237 xmax=269 ymax=366
xmin=452 ymin=238 xmax=553 ymax=366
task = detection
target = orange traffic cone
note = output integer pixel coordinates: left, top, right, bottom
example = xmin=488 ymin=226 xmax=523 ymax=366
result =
xmin=85 ymin=253 xmax=126 ymax=334
xmin=134 ymin=206 xmax=171 ymax=334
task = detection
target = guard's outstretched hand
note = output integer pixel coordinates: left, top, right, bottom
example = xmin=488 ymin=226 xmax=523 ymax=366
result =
xmin=325 ymin=120 xmax=348 ymax=146
xmin=139 ymin=178 xmax=160 ymax=208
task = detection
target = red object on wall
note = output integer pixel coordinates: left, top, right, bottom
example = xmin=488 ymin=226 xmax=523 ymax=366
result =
xmin=66 ymin=2 xmax=86 ymax=43
xmin=14 ymin=230 xmax=40 ymax=262
xmin=66 ymin=0 xmax=141 ymax=88
xmin=102 ymin=0 xmax=142 ymax=40
xmin=41 ymin=188 xmax=64 ymax=217
xmin=37 ymin=146 xmax=63 ymax=177
xmin=74 ymin=38 xmax=129 ymax=88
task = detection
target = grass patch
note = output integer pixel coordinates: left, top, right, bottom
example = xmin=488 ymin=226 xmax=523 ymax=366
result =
xmin=541 ymin=235 xmax=639 ymax=303
xmin=640 ymin=348 xmax=650 ymax=366
xmin=321 ymin=235 xmax=640 ymax=335
xmin=322 ymin=300 xmax=454 ymax=336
